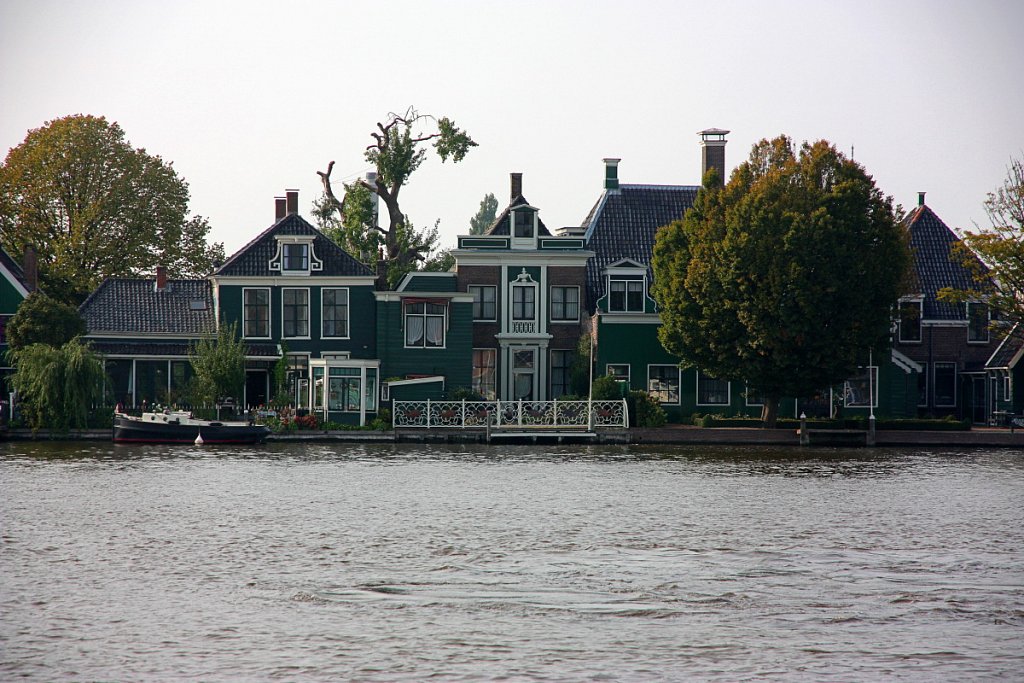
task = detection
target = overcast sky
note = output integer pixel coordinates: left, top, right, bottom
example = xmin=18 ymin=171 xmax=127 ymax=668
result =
xmin=2 ymin=0 xmax=1022 ymax=257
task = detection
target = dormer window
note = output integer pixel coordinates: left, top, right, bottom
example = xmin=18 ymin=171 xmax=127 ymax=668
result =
xmin=283 ymin=243 xmax=309 ymax=271
xmin=513 ymin=209 xmax=535 ymax=238
xmin=898 ymin=299 xmax=923 ymax=343
xmin=609 ymin=278 xmax=644 ymax=312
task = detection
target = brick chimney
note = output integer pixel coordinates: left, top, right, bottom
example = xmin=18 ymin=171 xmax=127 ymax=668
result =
xmin=22 ymin=245 xmax=38 ymax=292
xmin=285 ymin=189 xmax=299 ymax=215
xmin=603 ymin=158 xmax=621 ymax=191
xmin=155 ymin=266 xmax=168 ymax=292
xmin=275 ymin=196 xmax=287 ymax=220
xmin=510 ymin=172 xmax=523 ymax=201
xmin=698 ymin=128 xmax=729 ymax=185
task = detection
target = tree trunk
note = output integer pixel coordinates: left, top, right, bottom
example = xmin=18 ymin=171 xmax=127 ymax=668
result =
xmin=761 ymin=395 xmax=780 ymax=429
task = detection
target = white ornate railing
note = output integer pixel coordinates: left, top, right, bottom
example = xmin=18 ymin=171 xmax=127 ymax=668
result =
xmin=392 ymin=399 xmax=629 ymax=429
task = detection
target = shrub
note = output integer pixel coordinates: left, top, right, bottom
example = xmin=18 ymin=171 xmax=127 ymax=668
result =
xmin=628 ymin=390 xmax=666 ymax=428
xmin=591 ymin=375 xmax=624 ymax=400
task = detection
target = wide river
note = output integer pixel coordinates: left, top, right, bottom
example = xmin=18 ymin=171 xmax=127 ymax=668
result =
xmin=1 ymin=441 xmax=1022 ymax=681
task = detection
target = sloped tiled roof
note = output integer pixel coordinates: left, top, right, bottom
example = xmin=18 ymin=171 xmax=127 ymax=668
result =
xmin=485 ymin=195 xmax=553 ymax=237
xmin=80 ymin=279 xmax=215 ymax=334
xmin=215 ymin=213 xmax=374 ymax=278
xmin=904 ymin=204 xmax=988 ymax=320
xmin=986 ymin=326 xmax=1024 ymax=370
xmin=0 ymin=247 xmax=31 ymax=291
xmin=88 ymin=340 xmax=280 ymax=358
xmin=580 ymin=184 xmax=698 ymax=310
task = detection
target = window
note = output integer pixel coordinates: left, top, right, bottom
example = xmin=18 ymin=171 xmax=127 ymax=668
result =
xmin=744 ymin=383 xmax=764 ymax=406
xmin=550 ymin=350 xmax=573 ymax=398
xmin=513 ymin=209 xmax=534 ymax=238
xmin=286 ymin=355 xmax=309 ymax=408
xmin=283 ymin=243 xmax=309 ymax=271
xmin=968 ymin=302 xmax=989 ymax=343
xmin=648 ymin=365 xmax=680 ymax=404
xmin=844 ymin=366 xmax=878 ymax=408
xmin=607 ymin=364 xmax=630 ymax=388
xmin=243 ymin=288 xmax=270 ymax=338
xmin=609 ymin=279 xmax=644 ymax=312
xmin=473 ymin=349 xmax=497 ymax=400
xmin=469 ymin=285 xmax=496 ymax=321
xmin=282 ymin=288 xmax=309 ymax=337
xmin=933 ymin=362 xmax=957 ymax=407
xmin=328 ymin=367 xmax=361 ymax=412
xmin=405 ymin=301 xmax=446 ymax=348
xmin=1003 ymin=374 xmax=1011 ymax=403
xmin=512 ymin=285 xmax=535 ymax=320
xmin=551 ymin=286 xmax=580 ymax=322
xmin=696 ymin=370 xmax=730 ymax=405
xmin=512 ymin=349 xmax=535 ymax=400
xmin=898 ymin=300 xmax=922 ymax=343
xmin=322 ymin=288 xmax=349 ymax=338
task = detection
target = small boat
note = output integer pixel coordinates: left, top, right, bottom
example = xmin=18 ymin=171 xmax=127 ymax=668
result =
xmin=113 ymin=411 xmax=271 ymax=444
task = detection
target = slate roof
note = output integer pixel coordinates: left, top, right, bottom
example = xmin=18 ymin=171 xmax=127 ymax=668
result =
xmin=80 ymin=278 xmax=215 ymax=335
xmin=484 ymin=195 xmax=553 ymax=237
xmin=88 ymin=340 xmax=280 ymax=358
xmin=904 ymin=204 xmax=988 ymax=320
xmin=579 ymin=184 xmax=699 ymax=311
xmin=986 ymin=326 xmax=1024 ymax=370
xmin=215 ymin=213 xmax=374 ymax=278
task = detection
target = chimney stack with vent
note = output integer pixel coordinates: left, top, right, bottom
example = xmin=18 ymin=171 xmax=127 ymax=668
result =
xmin=155 ymin=266 xmax=167 ymax=292
xmin=698 ymin=128 xmax=729 ymax=185
xmin=23 ymin=245 xmax=38 ymax=292
xmin=510 ymin=172 xmax=523 ymax=200
xmin=918 ymin=192 xmax=926 ymax=207
xmin=275 ymin=196 xmax=287 ymax=221
xmin=603 ymin=158 xmax=621 ymax=191
xmin=285 ymin=189 xmax=299 ymax=215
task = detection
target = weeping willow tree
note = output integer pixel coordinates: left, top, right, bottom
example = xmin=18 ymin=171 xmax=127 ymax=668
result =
xmin=8 ymin=337 xmax=105 ymax=433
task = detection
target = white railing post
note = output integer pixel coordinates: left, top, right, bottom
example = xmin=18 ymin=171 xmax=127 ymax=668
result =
xmin=518 ymin=399 xmax=523 ymax=427
xmin=426 ymin=399 xmax=431 ymax=428
xmin=461 ymin=399 xmax=466 ymax=429
xmin=622 ymin=398 xmax=629 ymax=428
xmin=588 ymin=399 xmax=593 ymax=431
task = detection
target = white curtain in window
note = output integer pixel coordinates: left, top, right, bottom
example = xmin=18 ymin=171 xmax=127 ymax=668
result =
xmin=406 ymin=316 xmax=424 ymax=346
xmin=426 ymin=316 xmax=444 ymax=346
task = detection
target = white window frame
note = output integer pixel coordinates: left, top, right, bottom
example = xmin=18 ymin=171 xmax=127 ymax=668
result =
xmin=606 ymin=364 xmax=630 ymax=385
xmin=281 ymin=287 xmax=310 ymax=339
xmin=321 ymin=287 xmax=350 ymax=339
xmin=468 ymin=284 xmax=497 ymax=322
xmin=1003 ymin=373 xmax=1011 ymax=402
xmin=608 ymin=278 xmax=645 ymax=313
xmin=550 ymin=285 xmax=580 ymax=323
xmin=967 ymin=301 xmax=990 ymax=344
xmin=242 ymin=287 xmax=271 ymax=339
xmin=647 ymin=364 xmax=680 ymax=405
xmin=843 ymin=366 xmax=879 ymax=408
xmin=696 ymin=370 xmax=731 ymax=406
xmin=512 ymin=284 xmax=537 ymax=321
xmin=933 ymin=362 xmax=957 ymax=408
xmin=898 ymin=298 xmax=923 ymax=344
xmin=404 ymin=301 xmax=447 ymax=349
xmin=282 ymin=242 xmax=310 ymax=273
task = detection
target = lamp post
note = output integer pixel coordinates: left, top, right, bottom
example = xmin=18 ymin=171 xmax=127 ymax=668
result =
xmin=868 ymin=348 xmax=876 ymax=446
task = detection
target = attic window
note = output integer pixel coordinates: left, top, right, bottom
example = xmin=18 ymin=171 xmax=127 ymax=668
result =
xmin=513 ymin=209 xmax=534 ymax=238
xmin=189 ymin=299 xmax=208 ymax=311
xmin=283 ymin=243 xmax=309 ymax=271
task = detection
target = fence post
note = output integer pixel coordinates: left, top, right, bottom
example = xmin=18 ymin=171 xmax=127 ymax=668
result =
xmin=426 ymin=399 xmax=431 ymax=428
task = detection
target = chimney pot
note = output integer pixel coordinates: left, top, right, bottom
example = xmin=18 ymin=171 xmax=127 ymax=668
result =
xmin=275 ymin=197 xmax=287 ymax=221
xmin=285 ymin=189 xmax=299 ymax=215
xmin=510 ymin=173 xmax=523 ymax=201
xmin=698 ymin=128 xmax=730 ymax=186
xmin=918 ymin=192 xmax=926 ymax=207
xmin=22 ymin=245 xmax=38 ymax=292
xmin=155 ymin=266 xmax=167 ymax=292
xmin=603 ymin=158 xmax=621 ymax=191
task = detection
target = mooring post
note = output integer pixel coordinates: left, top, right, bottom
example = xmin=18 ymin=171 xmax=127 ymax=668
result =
xmin=799 ymin=412 xmax=808 ymax=446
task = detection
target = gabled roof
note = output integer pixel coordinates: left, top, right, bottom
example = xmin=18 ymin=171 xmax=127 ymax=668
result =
xmin=904 ymin=204 xmax=987 ymax=320
xmin=80 ymin=278 xmax=215 ymax=335
xmin=0 ymin=247 xmax=31 ymax=297
xmin=484 ymin=195 xmax=553 ymax=237
xmin=580 ymin=184 xmax=699 ymax=311
xmin=986 ymin=326 xmax=1024 ymax=370
xmin=214 ymin=213 xmax=374 ymax=278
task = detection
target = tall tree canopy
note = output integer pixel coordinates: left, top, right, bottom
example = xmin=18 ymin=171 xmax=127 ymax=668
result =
xmin=651 ymin=136 xmax=909 ymax=426
xmin=940 ymin=156 xmax=1024 ymax=331
xmin=0 ymin=115 xmax=225 ymax=304
xmin=5 ymin=292 xmax=85 ymax=352
xmin=318 ymin=107 xmax=476 ymax=286
xmin=469 ymin=192 xmax=498 ymax=234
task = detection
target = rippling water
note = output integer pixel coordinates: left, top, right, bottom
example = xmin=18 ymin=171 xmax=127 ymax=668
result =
xmin=2 ymin=442 xmax=1022 ymax=681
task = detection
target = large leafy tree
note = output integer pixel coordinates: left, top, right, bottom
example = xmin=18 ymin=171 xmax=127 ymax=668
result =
xmin=9 ymin=337 xmax=105 ymax=433
xmin=188 ymin=322 xmax=246 ymax=406
xmin=5 ymin=292 xmax=85 ymax=352
xmin=940 ymin=156 xmax=1024 ymax=331
xmin=318 ymin=107 xmax=476 ymax=286
xmin=469 ymin=192 xmax=498 ymax=234
xmin=652 ymin=136 xmax=909 ymax=426
xmin=0 ymin=115 xmax=225 ymax=304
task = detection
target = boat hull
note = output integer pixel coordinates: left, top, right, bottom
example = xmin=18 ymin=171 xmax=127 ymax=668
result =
xmin=113 ymin=415 xmax=270 ymax=444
